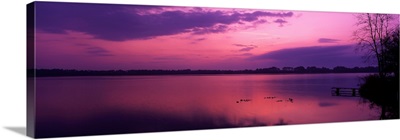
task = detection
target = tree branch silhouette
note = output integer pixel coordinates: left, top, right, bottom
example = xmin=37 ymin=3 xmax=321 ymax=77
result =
xmin=354 ymin=13 xmax=399 ymax=119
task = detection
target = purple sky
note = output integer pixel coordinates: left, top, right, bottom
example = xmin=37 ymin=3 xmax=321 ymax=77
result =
xmin=32 ymin=2 xmax=396 ymax=70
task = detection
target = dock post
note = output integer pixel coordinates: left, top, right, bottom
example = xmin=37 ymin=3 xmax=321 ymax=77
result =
xmin=352 ymin=88 xmax=356 ymax=96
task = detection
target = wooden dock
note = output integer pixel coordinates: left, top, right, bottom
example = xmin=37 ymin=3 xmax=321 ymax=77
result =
xmin=331 ymin=87 xmax=360 ymax=97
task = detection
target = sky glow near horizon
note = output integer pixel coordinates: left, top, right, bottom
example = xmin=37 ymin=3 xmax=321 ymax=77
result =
xmin=33 ymin=2 xmax=395 ymax=70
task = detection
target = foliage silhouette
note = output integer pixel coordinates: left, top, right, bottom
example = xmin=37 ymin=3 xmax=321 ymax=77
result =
xmin=353 ymin=13 xmax=398 ymax=77
xmin=359 ymin=75 xmax=399 ymax=119
xmin=28 ymin=66 xmax=378 ymax=77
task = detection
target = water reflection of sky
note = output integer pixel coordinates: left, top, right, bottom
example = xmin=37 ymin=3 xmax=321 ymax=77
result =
xmin=34 ymin=73 xmax=377 ymax=138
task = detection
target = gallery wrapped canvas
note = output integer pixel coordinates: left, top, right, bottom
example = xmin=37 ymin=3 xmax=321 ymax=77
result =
xmin=27 ymin=1 xmax=399 ymax=138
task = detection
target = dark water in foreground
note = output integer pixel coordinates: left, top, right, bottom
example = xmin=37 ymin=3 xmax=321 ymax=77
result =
xmin=34 ymin=73 xmax=378 ymax=137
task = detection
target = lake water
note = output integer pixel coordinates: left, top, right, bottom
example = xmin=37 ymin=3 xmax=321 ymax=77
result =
xmin=34 ymin=73 xmax=378 ymax=137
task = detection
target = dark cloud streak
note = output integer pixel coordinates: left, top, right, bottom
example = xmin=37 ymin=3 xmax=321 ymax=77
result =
xmin=35 ymin=2 xmax=294 ymax=41
xmin=233 ymin=44 xmax=258 ymax=52
xmin=73 ymin=43 xmax=114 ymax=56
xmin=318 ymin=38 xmax=340 ymax=43
xmin=85 ymin=47 xmax=113 ymax=56
xmin=249 ymin=45 xmax=365 ymax=68
xmin=274 ymin=19 xmax=288 ymax=27
xmin=239 ymin=47 xmax=255 ymax=52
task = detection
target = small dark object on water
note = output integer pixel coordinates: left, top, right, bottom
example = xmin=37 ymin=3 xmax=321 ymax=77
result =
xmin=240 ymin=99 xmax=252 ymax=102
xmin=264 ymin=96 xmax=277 ymax=99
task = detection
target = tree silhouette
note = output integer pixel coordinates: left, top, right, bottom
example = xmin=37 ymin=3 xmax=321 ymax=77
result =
xmin=382 ymin=26 xmax=399 ymax=78
xmin=354 ymin=14 xmax=399 ymax=119
xmin=353 ymin=13 xmax=398 ymax=77
xmin=30 ymin=66 xmax=378 ymax=77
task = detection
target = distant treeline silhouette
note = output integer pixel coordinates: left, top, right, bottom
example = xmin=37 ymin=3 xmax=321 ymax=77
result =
xmin=28 ymin=66 xmax=378 ymax=77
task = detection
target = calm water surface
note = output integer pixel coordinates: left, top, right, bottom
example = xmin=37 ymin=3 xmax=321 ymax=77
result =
xmin=35 ymin=73 xmax=378 ymax=137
